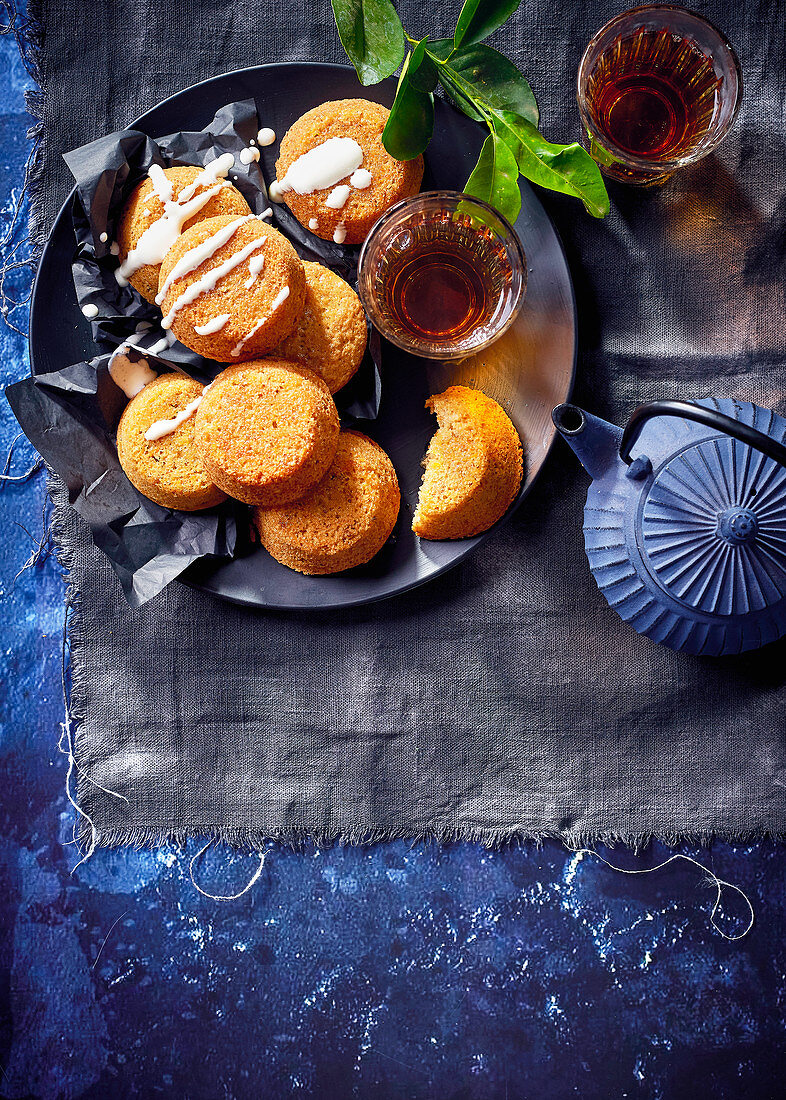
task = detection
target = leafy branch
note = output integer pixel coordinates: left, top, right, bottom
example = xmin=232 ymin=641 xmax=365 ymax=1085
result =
xmin=330 ymin=0 xmax=609 ymax=223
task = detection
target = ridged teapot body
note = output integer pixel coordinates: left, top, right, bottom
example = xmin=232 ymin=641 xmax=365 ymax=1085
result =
xmin=553 ymin=398 xmax=786 ymax=655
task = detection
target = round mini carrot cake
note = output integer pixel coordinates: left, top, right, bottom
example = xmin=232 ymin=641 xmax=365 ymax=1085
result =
xmin=195 ymin=358 xmax=339 ymax=505
xmin=275 ymin=261 xmax=367 ymax=393
xmin=157 ymin=215 xmax=306 ymax=362
xmin=273 ymin=99 xmax=424 ymax=245
xmin=412 ymin=386 xmax=524 ymax=540
xmin=116 ymin=162 xmax=251 ymax=303
xmin=254 ymin=430 xmax=400 ymax=575
xmin=116 ymin=373 xmax=226 ymax=511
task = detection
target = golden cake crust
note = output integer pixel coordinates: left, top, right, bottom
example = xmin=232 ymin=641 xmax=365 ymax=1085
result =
xmin=275 ymin=262 xmax=367 ymax=393
xmin=254 ymin=430 xmax=400 ymax=574
xmin=158 ymin=216 xmax=306 ymax=363
xmin=275 ymin=99 xmax=423 ymax=245
xmin=195 ymin=358 xmax=339 ymax=505
xmin=116 ymin=167 xmax=251 ymax=303
xmin=116 ymin=373 xmax=226 ymax=511
xmin=412 ymin=386 xmax=524 ymax=540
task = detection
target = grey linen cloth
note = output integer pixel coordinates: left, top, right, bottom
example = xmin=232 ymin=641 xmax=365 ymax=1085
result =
xmin=28 ymin=0 xmax=786 ymax=847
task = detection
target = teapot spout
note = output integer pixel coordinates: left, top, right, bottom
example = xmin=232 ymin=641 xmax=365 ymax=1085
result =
xmin=552 ymin=404 xmax=624 ymax=481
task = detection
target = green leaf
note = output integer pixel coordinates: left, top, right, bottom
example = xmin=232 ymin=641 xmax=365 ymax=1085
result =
xmin=382 ymin=51 xmax=434 ymax=160
xmin=454 ymin=0 xmax=521 ymax=50
xmin=408 ymin=37 xmax=439 ymax=93
xmin=330 ymin=0 xmax=405 ymax=85
xmin=493 ymin=111 xmax=610 ymax=218
xmin=447 ymin=44 xmax=538 ymax=125
xmin=435 ymin=64 xmax=484 ymax=122
xmin=463 ymin=131 xmax=521 ymax=223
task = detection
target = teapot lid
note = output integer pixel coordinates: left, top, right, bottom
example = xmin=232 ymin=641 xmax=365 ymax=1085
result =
xmin=582 ymin=398 xmax=786 ymax=655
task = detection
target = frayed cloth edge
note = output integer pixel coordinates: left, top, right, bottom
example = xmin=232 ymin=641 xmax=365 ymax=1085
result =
xmin=77 ymin=823 xmax=786 ymax=854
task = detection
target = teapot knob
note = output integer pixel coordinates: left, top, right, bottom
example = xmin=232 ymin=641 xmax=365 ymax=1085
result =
xmin=717 ymin=507 xmax=758 ymax=545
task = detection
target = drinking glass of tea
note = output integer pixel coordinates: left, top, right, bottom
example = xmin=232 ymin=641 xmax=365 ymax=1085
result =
xmin=577 ymin=4 xmax=742 ymax=185
xmin=357 ymin=192 xmax=526 ymax=360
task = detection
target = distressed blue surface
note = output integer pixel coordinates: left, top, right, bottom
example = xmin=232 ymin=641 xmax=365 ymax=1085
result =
xmin=0 ymin=11 xmax=784 ymax=1100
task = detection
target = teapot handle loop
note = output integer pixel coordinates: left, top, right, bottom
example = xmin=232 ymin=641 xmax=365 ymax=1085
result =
xmin=619 ymin=400 xmax=786 ymax=470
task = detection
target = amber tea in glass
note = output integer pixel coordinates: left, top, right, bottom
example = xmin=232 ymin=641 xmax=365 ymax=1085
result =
xmin=357 ymin=192 xmax=526 ymax=360
xmin=578 ymin=6 xmax=742 ymax=184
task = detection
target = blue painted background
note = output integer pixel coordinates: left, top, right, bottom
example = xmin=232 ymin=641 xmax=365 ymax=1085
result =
xmin=0 ymin=8 xmax=784 ymax=1098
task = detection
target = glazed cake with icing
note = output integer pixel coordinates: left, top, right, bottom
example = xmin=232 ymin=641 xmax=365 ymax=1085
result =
xmin=273 ymin=99 xmax=423 ymax=245
xmin=115 ymin=159 xmax=251 ymax=303
xmin=156 ymin=215 xmax=306 ymax=362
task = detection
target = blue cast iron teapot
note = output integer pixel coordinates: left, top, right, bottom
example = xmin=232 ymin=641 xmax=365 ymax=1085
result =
xmin=552 ymin=398 xmax=786 ymax=656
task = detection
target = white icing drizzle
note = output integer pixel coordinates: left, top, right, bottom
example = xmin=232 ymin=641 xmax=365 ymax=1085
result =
xmin=161 ymin=235 xmax=268 ymax=328
xmin=195 ymin=314 xmax=231 ymax=335
xmin=308 ymin=217 xmax=319 ymax=231
xmin=109 ymin=349 xmax=158 ymax=398
xmin=147 ymin=329 xmax=177 ymax=356
xmin=144 ymin=380 xmax=214 ymax=441
xmin=230 ymin=286 xmax=289 ymax=358
xmin=268 ymin=180 xmax=285 ymax=203
xmin=110 ymin=241 xmax=120 ymax=256
xmin=350 ymin=167 xmax=372 ymax=189
xmin=148 ymin=163 xmax=174 ymax=203
xmin=135 ymin=320 xmax=153 ymax=332
xmin=243 ymin=250 xmax=266 ymax=289
xmin=115 ymin=179 xmax=226 ymax=286
xmin=156 ymin=213 xmax=259 ymax=304
xmin=333 ymin=222 xmax=347 ymax=245
xmin=81 ymin=303 xmax=99 ymax=319
xmin=177 ymin=153 xmax=235 ymax=203
xmin=239 ymin=146 xmax=260 ymax=165
xmin=277 ymin=137 xmax=363 ymax=195
xmin=325 ymin=184 xmax=351 ymax=210
xmin=99 ymin=231 xmax=108 ymax=243
xmin=257 ymin=127 xmax=276 ymax=146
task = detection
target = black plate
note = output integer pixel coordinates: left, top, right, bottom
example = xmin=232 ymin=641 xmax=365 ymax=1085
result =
xmin=29 ymin=62 xmax=576 ymax=610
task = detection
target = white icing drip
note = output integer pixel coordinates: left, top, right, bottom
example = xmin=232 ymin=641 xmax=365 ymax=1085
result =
xmin=155 ymin=214 xmax=259 ymax=304
xmin=325 ymin=184 xmax=351 ymax=210
xmin=350 ymin=167 xmax=372 ymax=189
xmin=268 ymin=180 xmax=285 ymax=203
xmin=333 ymin=222 xmax=347 ymax=244
xmin=308 ymin=218 xmax=319 ymax=231
xmin=195 ymin=314 xmax=230 ymax=335
xmin=177 ymin=153 xmax=235 ymax=203
xmin=243 ymin=250 xmax=266 ymax=289
xmin=81 ymin=303 xmax=99 ymax=319
xmin=257 ymin=127 xmax=276 ymax=146
xmin=99 ymin=231 xmax=108 ymax=243
xmin=161 ymin=235 xmax=268 ymax=328
xmin=109 ymin=349 xmax=158 ymax=398
xmin=115 ymin=181 xmax=226 ymax=286
xmin=239 ymin=146 xmax=260 ymax=165
xmin=135 ymin=320 xmax=153 ymax=332
xmin=144 ymin=380 xmax=214 ymax=441
xmin=148 ymin=163 xmax=174 ymax=203
xmin=277 ymin=137 xmax=363 ymax=195
xmin=230 ymin=286 xmax=289 ymax=358
xmin=147 ymin=330 xmax=177 ymax=356
xmin=144 ymin=395 xmax=203 ymax=441
xmin=110 ymin=241 xmax=120 ymax=256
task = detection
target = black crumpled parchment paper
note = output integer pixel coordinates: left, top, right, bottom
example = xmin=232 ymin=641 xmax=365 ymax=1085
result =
xmin=7 ymin=98 xmax=382 ymax=606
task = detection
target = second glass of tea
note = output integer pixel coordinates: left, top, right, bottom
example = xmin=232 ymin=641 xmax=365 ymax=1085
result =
xmin=357 ymin=192 xmax=526 ymax=360
xmin=577 ymin=5 xmax=742 ymax=184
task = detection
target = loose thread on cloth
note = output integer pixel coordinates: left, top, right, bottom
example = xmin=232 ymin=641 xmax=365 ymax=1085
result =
xmin=58 ymin=591 xmax=128 ymax=873
xmin=568 ymin=846 xmax=755 ymax=941
xmin=2 ymin=432 xmax=43 ymax=483
xmin=188 ymin=839 xmax=270 ymax=901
